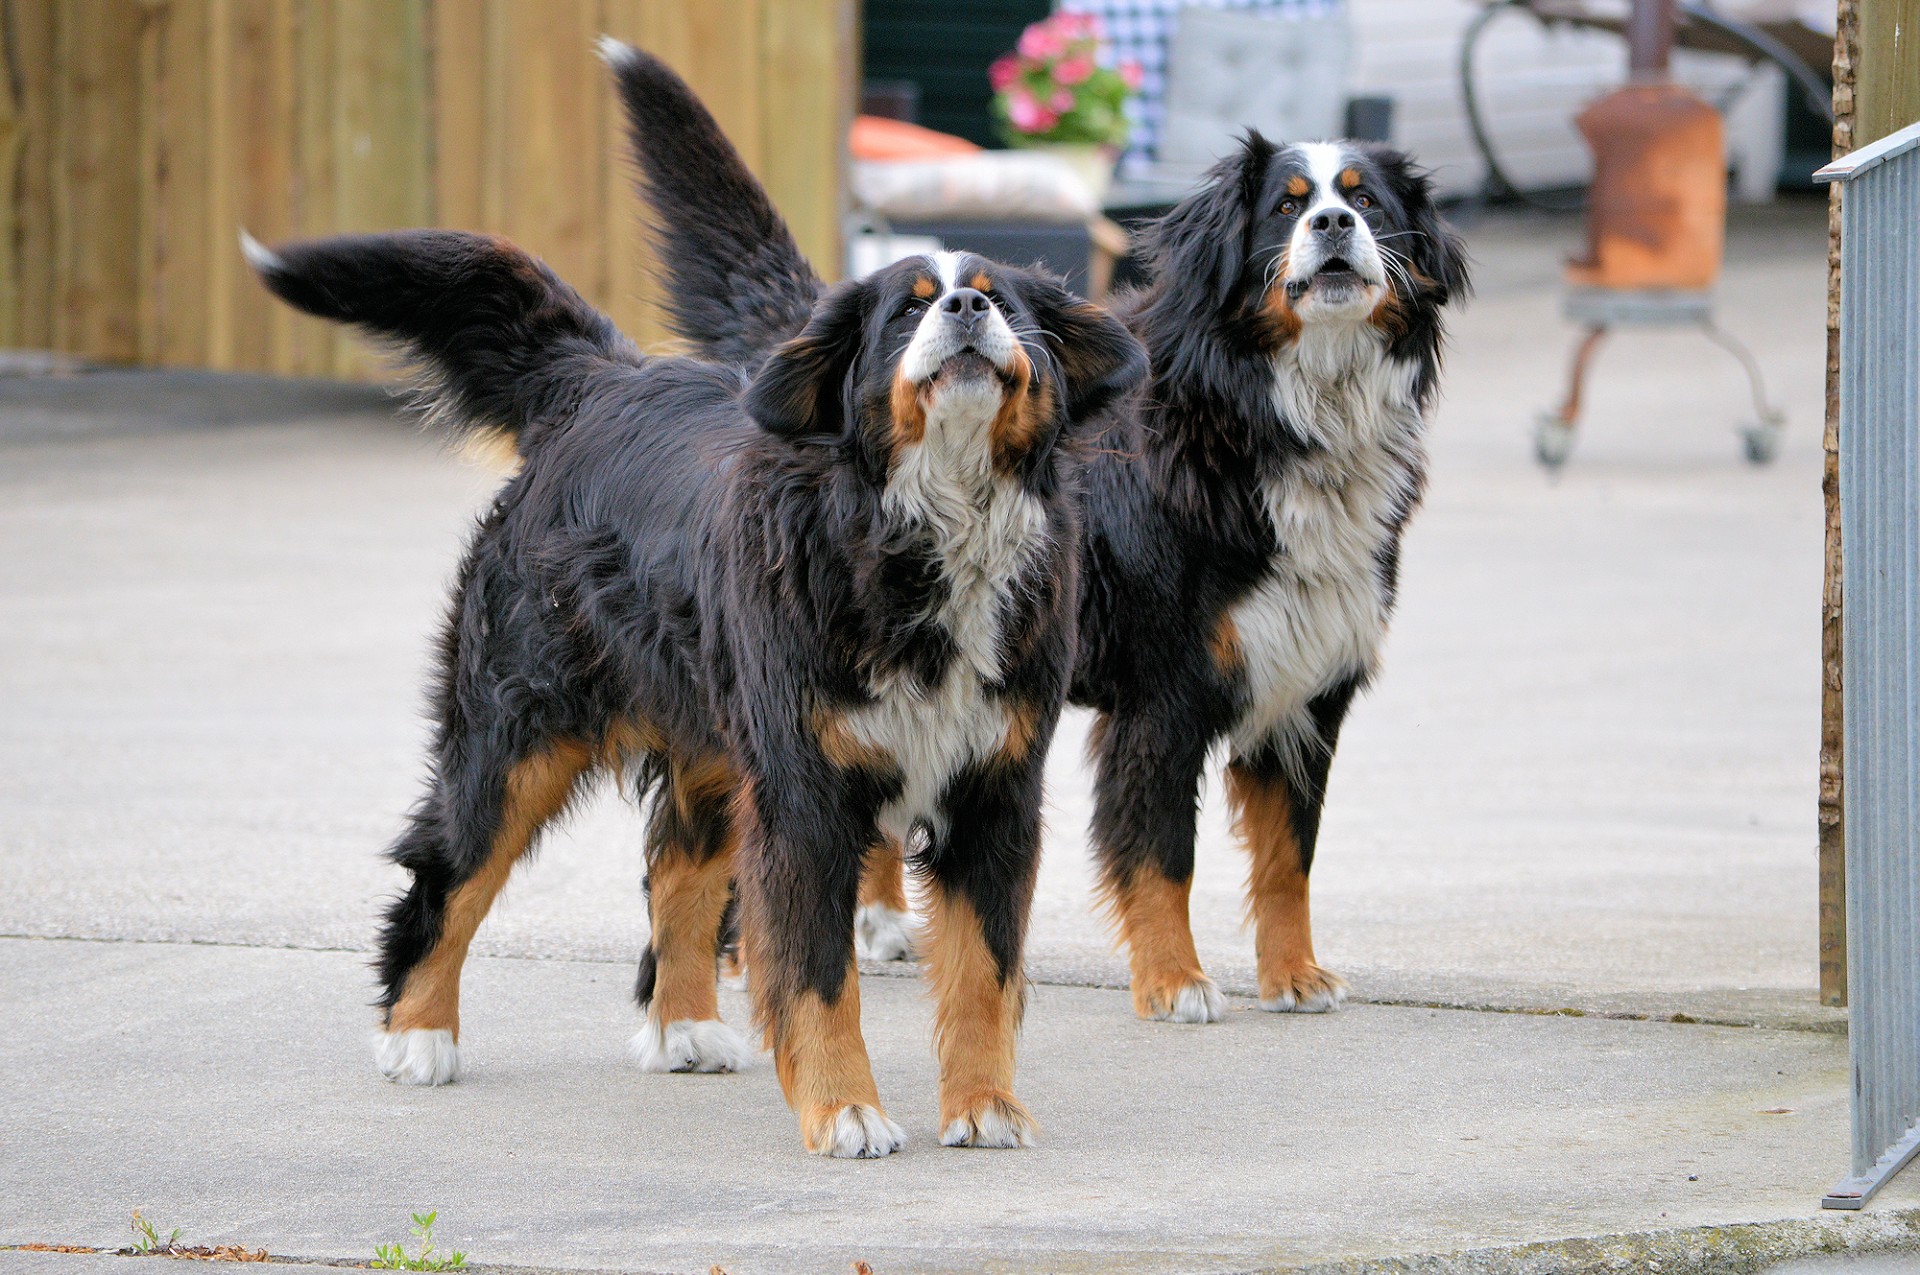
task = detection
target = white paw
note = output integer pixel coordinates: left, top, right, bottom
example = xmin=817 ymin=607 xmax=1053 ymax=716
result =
xmin=816 ymin=1105 xmax=907 ymax=1159
xmin=855 ymin=904 xmax=919 ymax=961
xmin=719 ymin=966 xmax=750 ymax=993
xmin=629 ymin=1018 xmax=756 ymax=1073
xmin=1251 ymin=979 xmax=1344 ymax=1013
xmin=1156 ymin=979 xmax=1226 ymax=1024
xmin=940 ymin=1098 xmax=1036 ymax=1149
xmin=374 ymin=1028 xmax=460 ymax=1086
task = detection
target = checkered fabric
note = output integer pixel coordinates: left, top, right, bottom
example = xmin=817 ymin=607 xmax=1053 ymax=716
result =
xmin=1060 ymin=0 xmax=1340 ymax=171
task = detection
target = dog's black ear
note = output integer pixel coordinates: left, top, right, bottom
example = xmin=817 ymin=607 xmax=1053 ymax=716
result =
xmin=1026 ymin=279 xmax=1148 ymax=420
xmin=1408 ymin=195 xmax=1471 ymax=306
xmin=1145 ymin=130 xmax=1275 ymax=310
xmin=745 ymin=280 xmax=873 ymax=438
xmin=1371 ymin=148 xmax=1471 ymax=306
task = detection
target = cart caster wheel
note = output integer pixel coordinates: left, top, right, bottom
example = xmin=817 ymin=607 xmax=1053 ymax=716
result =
xmin=1740 ymin=415 xmax=1784 ymax=466
xmin=1534 ymin=414 xmax=1577 ymax=470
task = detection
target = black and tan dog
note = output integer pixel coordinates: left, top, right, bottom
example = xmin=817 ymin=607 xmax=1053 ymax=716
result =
xmin=624 ymin=70 xmax=1469 ymax=1026
xmin=245 ymin=45 xmax=1143 ymax=1157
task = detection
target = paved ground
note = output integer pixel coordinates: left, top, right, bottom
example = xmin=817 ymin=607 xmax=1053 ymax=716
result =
xmin=3 ymin=200 xmax=1909 ymax=1272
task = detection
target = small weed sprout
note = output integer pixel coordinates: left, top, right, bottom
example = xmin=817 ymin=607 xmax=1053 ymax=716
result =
xmin=371 ymin=1210 xmax=466 ymax=1271
xmin=131 ymin=1211 xmax=182 ymax=1255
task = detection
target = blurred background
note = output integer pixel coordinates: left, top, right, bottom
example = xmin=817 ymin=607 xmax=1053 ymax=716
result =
xmin=0 ymin=0 xmax=1895 ymax=1026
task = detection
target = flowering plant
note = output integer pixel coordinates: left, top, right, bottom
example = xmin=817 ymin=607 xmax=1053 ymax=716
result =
xmin=989 ymin=12 xmax=1142 ymax=149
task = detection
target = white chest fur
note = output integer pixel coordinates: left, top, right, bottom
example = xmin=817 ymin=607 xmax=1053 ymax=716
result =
xmin=843 ymin=385 xmax=1050 ymax=843
xmin=1226 ymin=325 xmax=1425 ymax=757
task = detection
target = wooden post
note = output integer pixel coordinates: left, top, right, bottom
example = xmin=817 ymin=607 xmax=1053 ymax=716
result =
xmin=1821 ymin=0 xmax=1856 ymax=1009
xmin=1823 ymin=0 xmax=1920 ymax=1007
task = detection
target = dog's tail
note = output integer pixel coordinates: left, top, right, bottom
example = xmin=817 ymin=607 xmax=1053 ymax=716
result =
xmin=600 ymin=38 xmax=820 ymax=366
xmin=244 ymin=229 xmax=638 ymax=449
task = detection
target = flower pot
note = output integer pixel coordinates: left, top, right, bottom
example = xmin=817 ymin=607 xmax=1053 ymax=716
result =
xmin=1023 ymin=142 xmax=1116 ymax=203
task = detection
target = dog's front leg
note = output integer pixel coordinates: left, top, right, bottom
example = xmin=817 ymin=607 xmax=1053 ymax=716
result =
xmin=738 ymin=785 xmax=903 ymax=1159
xmin=923 ymin=756 xmax=1045 ymax=1149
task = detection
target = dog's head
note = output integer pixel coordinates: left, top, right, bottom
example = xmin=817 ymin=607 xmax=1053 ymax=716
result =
xmin=744 ymin=252 xmax=1144 ymax=478
xmin=1147 ymin=135 xmax=1469 ymax=345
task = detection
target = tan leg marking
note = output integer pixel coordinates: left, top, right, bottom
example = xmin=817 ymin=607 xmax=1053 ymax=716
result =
xmin=858 ymin=839 xmax=910 ymax=914
xmin=1226 ymin=763 xmax=1347 ymax=1012
xmin=388 ymin=740 xmax=593 ymax=1037
xmin=924 ymin=887 xmax=1035 ymax=1147
xmin=1099 ymin=869 xmax=1220 ymax=1022
xmin=773 ymin=962 xmax=900 ymax=1156
xmin=647 ymin=829 xmax=738 ymax=1027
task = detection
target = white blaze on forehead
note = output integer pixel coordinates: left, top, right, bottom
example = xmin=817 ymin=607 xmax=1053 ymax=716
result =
xmin=1299 ymin=141 xmax=1352 ymax=210
xmin=929 ymin=250 xmax=967 ymax=293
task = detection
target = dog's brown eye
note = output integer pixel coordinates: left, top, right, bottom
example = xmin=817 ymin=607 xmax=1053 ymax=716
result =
xmin=1280 ymin=199 xmax=1299 ymax=216
xmin=1353 ymin=193 xmax=1373 ymax=209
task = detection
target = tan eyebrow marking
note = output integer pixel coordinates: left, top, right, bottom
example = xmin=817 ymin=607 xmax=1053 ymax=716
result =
xmin=1285 ymin=175 xmax=1310 ymax=198
xmin=969 ymin=272 xmax=991 ymax=292
xmin=1339 ymin=167 xmax=1362 ymax=190
xmin=912 ymin=277 xmax=936 ymax=299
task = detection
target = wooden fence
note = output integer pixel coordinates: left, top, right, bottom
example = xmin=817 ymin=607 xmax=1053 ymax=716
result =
xmin=0 ymin=0 xmax=855 ymax=379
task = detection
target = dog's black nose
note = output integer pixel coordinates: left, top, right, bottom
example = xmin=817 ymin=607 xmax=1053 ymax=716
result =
xmin=940 ymin=287 xmax=992 ymax=328
xmin=1311 ymin=208 xmax=1355 ymax=234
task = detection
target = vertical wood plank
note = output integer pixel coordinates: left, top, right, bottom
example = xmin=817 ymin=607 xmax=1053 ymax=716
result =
xmin=432 ymin=0 xmax=488 ymax=231
xmin=2 ymin=0 xmax=58 ymax=351
xmin=490 ymin=0 xmax=604 ymax=297
xmin=212 ymin=0 xmax=300 ymax=374
xmin=598 ymin=0 xmax=655 ymax=345
xmin=286 ymin=0 xmax=338 ymax=376
xmin=759 ymin=0 xmax=854 ymax=281
xmin=142 ymin=0 xmax=214 ymax=369
xmin=643 ymin=0 xmax=763 ymax=174
xmin=201 ymin=0 xmax=238 ymax=367
xmin=53 ymin=0 xmax=145 ymax=361
xmin=1855 ymin=0 xmax=1920 ymax=147
xmin=331 ymin=0 xmax=431 ymax=377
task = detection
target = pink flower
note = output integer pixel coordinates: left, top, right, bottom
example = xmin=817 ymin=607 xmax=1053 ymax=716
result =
xmin=1018 ymin=23 xmax=1066 ymax=60
xmin=1054 ymin=54 xmax=1094 ymax=85
xmin=1007 ymin=90 xmax=1057 ymax=134
xmin=989 ymin=54 xmax=1020 ymax=91
xmin=1050 ymin=88 xmax=1075 ymax=112
xmin=1119 ymin=59 xmax=1144 ymax=90
xmin=1056 ymin=11 xmax=1100 ymax=39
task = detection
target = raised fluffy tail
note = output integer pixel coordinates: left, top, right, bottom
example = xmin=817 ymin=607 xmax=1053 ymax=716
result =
xmin=600 ymin=38 xmax=820 ymax=366
xmin=243 ymin=229 xmax=637 ymax=448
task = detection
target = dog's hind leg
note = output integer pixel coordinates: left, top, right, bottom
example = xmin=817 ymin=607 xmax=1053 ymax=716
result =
xmin=854 ymin=837 xmax=917 ymax=961
xmin=924 ymin=759 xmax=1044 ymax=1149
xmin=1227 ymin=680 xmax=1358 ymax=1015
xmin=1089 ymin=707 xmax=1225 ymax=1024
xmin=631 ymin=751 xmax=755 ymax=1073
xmin=376 ymin=734 xmax=594 ymax=1085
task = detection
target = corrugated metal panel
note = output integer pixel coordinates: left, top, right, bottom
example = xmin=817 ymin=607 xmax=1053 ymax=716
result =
xmin=1816 ymin=117 xmax=1920 ymax=1210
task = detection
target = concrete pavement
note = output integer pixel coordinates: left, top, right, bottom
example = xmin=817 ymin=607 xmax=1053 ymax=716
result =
xmin=4 ymin=937 xmax=1918 ymax=1275
xmin=1 ymin=200 xmax=1903 ymax=1270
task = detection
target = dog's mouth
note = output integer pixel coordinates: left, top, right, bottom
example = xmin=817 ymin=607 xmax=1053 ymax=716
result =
xmin=1285 ymin=256 xmax=1373 ymax=301
xmin=933 ymin=349 xmax=1006 ymax=384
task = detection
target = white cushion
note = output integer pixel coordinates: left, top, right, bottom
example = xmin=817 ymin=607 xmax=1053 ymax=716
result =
xmin=852 ymin=153 xmax=1099 ymax=224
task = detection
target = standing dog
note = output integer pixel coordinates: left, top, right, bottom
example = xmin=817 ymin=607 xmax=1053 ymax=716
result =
xmin=1071 ymin=139 xmax=1469 ymax=1022
xmin=246 ymin=47 xmax=1143 ymax=1156
xmin=621 ymin=75 xmax=1468 ymax=1026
